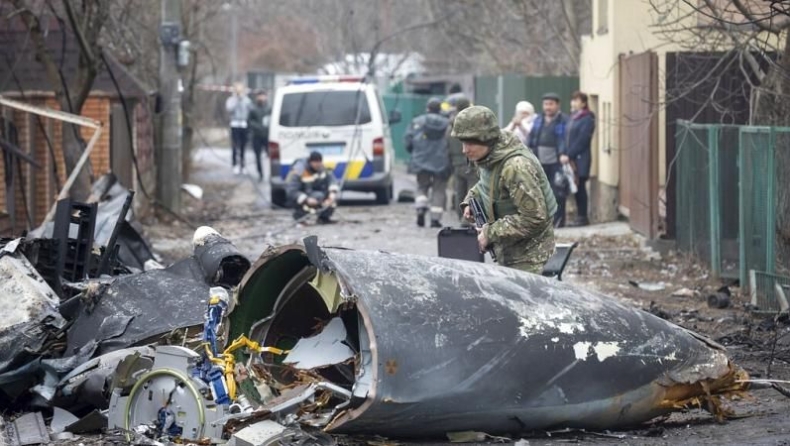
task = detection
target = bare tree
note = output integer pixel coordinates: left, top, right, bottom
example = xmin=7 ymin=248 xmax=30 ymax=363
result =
xmin=9 ymin=0 xmax=111 ymax=199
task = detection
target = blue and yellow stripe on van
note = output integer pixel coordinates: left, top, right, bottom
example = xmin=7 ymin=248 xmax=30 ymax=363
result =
xmin=279 ymin=159 xmax=374 ymax=180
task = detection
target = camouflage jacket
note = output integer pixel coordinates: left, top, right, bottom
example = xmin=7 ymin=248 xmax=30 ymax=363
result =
xmin=462 ymin=131 xmax=555 ymax=268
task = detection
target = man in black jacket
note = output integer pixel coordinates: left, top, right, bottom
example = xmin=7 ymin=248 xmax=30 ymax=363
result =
xmin=527 ymin=92 xmax=569 ymax=228
xmin=247 ymin=90 xmax=271 ymax=182
xmin=562 ymin=91 xmax=596 ymax=227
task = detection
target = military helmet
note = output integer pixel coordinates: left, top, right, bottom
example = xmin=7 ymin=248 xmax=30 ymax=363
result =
xmin=450 ymin=105 xmax=500 ymax=142
xmin=427 ymin=97 xmax=443 ymax=113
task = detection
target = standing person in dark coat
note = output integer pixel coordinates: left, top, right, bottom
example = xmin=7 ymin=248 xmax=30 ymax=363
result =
xmin=562 ymin=91 xmax=596 ymax=227
xmin=247 ymin=90 xmax=271 ymax=182
xmin=405 ymin=97 xmax=451 ymax=228
xmin=527 ymin=92 xmax=568 ymax=228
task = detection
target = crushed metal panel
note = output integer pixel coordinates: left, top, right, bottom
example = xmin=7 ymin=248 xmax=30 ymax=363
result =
xmin=241 ymin=246 xmax=747 ymax=438
xmin=0 ymin=253 xmax=66 ymax=374
xmin=65 ymin=257 xmax=209 ymax=356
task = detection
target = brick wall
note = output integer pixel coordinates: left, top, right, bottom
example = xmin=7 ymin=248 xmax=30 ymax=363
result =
xmin=0 ymin=95 xmax=112 ymax=236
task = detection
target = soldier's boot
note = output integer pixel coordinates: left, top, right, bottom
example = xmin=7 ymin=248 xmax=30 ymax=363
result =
xmin=415 ymin=195 xmax=429 ymax=227
xmin=430 ymin=206 xmax=443 ymax=228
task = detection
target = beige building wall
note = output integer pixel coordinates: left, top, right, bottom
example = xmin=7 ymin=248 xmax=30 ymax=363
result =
xmin=581 ymin=0 xmax=698 ymax=191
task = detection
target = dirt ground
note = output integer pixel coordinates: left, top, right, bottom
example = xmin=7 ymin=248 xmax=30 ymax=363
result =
xmin=135 ymin=148 xmax=790 ymax=446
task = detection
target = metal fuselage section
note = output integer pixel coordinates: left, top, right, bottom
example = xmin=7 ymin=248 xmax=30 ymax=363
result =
xmin=231 ymin=242 xmax=745 ymax=438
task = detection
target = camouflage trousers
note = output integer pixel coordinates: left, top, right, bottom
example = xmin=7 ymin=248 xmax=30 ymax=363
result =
xmin=506 ymin=261 xmax=544 ymax=275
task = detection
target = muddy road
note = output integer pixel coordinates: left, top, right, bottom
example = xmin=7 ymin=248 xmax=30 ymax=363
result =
xmin=139 ymin=148 xmax=790 ymax=446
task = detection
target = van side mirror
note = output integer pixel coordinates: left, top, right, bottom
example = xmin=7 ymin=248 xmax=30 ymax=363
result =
xmin=388 ymin=110 xmax=402 ymax=124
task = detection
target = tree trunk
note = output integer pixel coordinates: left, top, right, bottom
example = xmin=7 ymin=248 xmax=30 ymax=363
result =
xmin=753 ymin=31 xmax=790 ymax=271
xmin=59 ymin=99 xmax=94 ymax=200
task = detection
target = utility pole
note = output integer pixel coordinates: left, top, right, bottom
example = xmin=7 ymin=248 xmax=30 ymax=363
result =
xmin=158 ymin=0 xmax=183 ymax=213
xmin=224 ymin=1 xmax=239 ymax=82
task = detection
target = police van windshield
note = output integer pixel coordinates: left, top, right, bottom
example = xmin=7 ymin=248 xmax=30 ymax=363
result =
xmin=279 ymin=91 xmax=372 ymax=127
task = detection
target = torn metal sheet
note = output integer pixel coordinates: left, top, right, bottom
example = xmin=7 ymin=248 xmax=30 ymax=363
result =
xmin=283 ymin=318 xmax=355 ymax=369
xmin=65 ymin=256 xmax=210 ymax=356
xmin=63 ymin=410 xmax=107 ymax=435
xmin=0 ymin=253 xmax=66 ymax=376
xmin=232 ymin=241 xmax=748 ymax=438
xmin=54 ymin=346 xmax=155 ymax=411
xmin=50 ymin=408 xmax=79 ymax=434
xmin=66 ymin=225 xmax=247 ymax=356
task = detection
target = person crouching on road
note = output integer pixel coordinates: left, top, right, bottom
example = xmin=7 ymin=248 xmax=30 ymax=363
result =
xmin=285 ymin=151 xmax=339 ymax=224
xmin=405 ymin=97 xmax=452 ymax=228
xmin=454 ymin=106 xmax=557 ymax=274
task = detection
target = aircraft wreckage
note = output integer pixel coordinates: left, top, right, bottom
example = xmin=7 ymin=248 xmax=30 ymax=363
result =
xmin=7 ymin=229 xmax=746 ymax=443
xmin=106 ymin=235 xmax=745 ymax=441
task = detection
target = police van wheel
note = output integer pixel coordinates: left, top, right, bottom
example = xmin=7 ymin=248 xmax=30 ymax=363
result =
xmin=271 ymin=189 xmax=287 ymax=208
xmin=375 ymin=186 xmax=391 ymax=205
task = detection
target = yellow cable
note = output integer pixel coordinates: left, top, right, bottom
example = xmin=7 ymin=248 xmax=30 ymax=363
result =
xmin=201 ymin=335 xmax=289 ymax=401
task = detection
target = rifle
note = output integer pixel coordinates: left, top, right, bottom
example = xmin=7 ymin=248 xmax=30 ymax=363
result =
xmin=468 ymin=197 xmax=497 ymax=262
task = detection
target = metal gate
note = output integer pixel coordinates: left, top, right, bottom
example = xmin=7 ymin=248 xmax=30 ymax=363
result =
xmin=618 ymin=52 xmax=659 ymax=238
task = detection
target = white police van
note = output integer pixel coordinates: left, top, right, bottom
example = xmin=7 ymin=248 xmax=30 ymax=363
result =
xmin=268 ymin=75 xmax=400 ymax=206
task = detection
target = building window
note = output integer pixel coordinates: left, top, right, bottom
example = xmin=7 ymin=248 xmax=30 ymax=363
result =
xmin=597 ymin=0 xmax=609 ymax=35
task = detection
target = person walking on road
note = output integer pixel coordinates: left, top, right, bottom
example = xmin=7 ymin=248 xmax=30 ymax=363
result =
xmin=527 ymin=92 xmax=569 ymax=228
xmin=247 ymin=90 xmax=271 ymax=182
xmin=454 ymin=105 xmax=557 ymax=274
xmin=225 ymin=82 xmax=252 ymax=175
xmin=446 ymin=96 xmax=476 ymax=223
xmin=563 ymin=91 xmax=596 ymax=227
xmin=405 ymin=97 xmax=451 ymax=228
xmin=285 ymin=151 xmax=339 ymax=224
xmin=503 ymin=101 xmax=535 ymax=146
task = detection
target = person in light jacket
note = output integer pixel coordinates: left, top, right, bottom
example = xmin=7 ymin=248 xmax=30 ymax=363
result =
xmin=225 ymin=83 xmax=252 ymax=174
xmin=503 ymin=101 xmax=535 ymax=146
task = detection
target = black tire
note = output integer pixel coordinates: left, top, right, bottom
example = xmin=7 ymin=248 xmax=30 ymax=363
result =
xmin=375 ymin=186 xmax=391 ymax=205
xmin=271 ymin=188 xmax=287 ymax=208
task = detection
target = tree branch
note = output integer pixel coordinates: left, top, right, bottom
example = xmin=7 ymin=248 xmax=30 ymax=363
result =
xmin=63 ymin=0 xmax=96 ymax=63
xmin=8 ymin=0 xmax=65 ymax=99
xmin=731 ymin=0 xmax=789 ymax=33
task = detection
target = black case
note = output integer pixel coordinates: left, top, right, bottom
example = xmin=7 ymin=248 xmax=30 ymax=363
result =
xmin=437 ymin=227 xmax=485 ymax=262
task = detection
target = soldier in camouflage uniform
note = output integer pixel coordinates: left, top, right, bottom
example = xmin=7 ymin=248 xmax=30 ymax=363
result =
xmin=453 ymin=105 xmax=557 ymax=274
xmin=446 ymin=96 xmax=478 ymax=223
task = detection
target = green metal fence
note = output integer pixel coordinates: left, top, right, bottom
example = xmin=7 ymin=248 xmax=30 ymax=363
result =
xmin=382 ymin=93 xmax=431 ymax=162
xmin=675 ymin=121 xmax=784 ymax=286
xmin=474 ymin=75 xmax=579 ymax=126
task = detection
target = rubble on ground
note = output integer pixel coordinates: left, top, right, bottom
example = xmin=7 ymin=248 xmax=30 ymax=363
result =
xmin=0 ymin=216 xmax=759 ymax=445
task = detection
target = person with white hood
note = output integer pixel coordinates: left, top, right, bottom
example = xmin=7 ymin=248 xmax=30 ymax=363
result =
xmin=504 ymin=101 xmax=535 ymax=146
